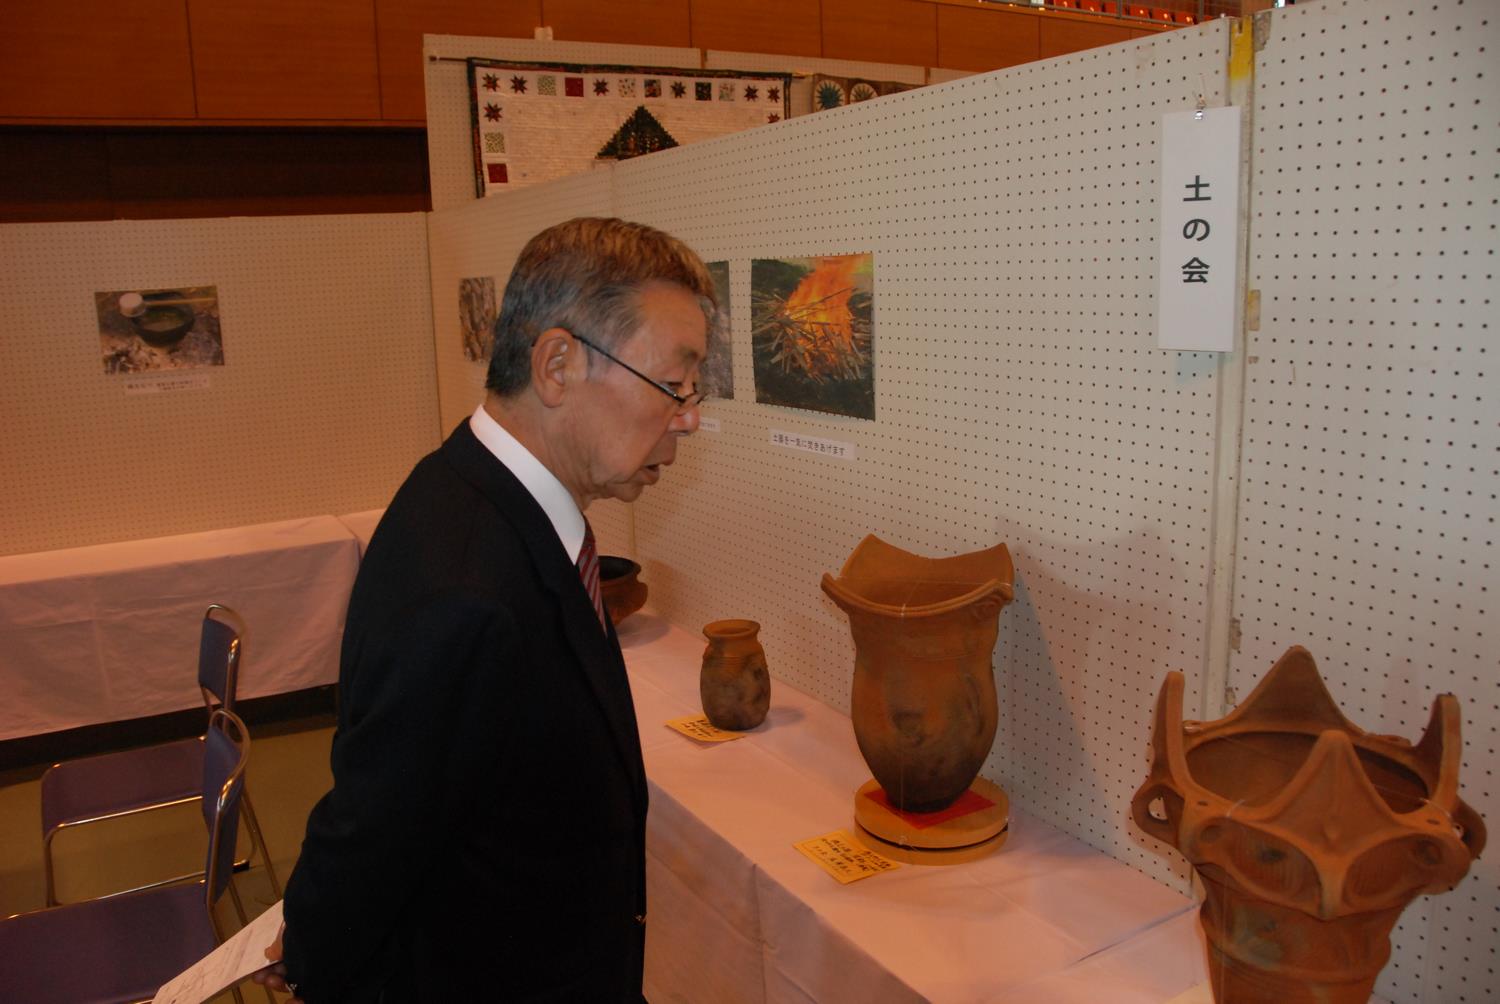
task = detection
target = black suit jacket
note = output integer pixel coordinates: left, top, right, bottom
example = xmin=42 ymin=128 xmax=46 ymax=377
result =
xmin=282 ymin=421 xmax=649 ymax=1002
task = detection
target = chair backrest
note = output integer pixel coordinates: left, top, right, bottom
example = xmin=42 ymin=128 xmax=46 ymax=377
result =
xmin=201 ymin=708 xmax=250 ymax=910
xmin=197 ymin=604 xmax=244 ymax=712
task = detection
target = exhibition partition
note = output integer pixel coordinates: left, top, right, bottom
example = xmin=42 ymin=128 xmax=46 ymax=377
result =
xmin=0 ymin=1 xmax=1491 ymax=1000
xmin=425 ymin=4 xmax=1496 ymax=1000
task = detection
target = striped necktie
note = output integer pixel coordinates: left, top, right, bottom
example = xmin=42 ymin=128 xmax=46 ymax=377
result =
xmin=577 ymin=521 xmax=607 ymax=631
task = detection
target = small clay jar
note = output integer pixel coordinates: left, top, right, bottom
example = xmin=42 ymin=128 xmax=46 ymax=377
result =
xmin=599 ymin=556 xmax=648 ymax=625
xmin=700 ymin=619 xmax=770 ymax=731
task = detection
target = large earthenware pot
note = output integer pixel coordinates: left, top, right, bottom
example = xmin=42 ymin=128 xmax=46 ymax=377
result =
xmin=820 ymin=534 xmax=1014 ymax=813
xmin=700 ymin=619 xmax=770 ymax=731
xmin=599 ymin=556 xmax=648 ymax=625
xmin=1132 ymin=647 xmax=1486 ymax=1004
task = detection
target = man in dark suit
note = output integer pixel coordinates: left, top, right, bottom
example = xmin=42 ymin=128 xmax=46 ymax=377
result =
xmin=255 ymin=217 xmax=714 ymax=1002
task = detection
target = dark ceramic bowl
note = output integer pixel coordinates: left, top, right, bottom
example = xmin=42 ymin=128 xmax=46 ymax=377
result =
xmin=129 ymin=293 xmax=195 ymax=347
xmin=599 ymin=556 xmax=648 ymax=624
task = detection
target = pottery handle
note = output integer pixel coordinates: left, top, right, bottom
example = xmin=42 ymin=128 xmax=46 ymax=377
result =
xmin=1130 ymin=785 xmax=1177 ymax=845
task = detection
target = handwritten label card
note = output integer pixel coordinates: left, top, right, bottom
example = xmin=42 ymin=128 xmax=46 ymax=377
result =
xmin=794 ymin=829 xmax=901 ymax=884
xmin=665 ymin=715 xmax=746 ymax=743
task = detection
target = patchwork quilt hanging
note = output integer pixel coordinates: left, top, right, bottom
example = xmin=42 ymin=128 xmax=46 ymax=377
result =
xmin=809 ymin=74 xmax=917 ymax=112
xmin=469 ymin=59 xmax=792 ymax=198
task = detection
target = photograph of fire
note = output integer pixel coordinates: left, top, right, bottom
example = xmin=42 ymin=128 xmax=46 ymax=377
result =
xmin=750 ymin=252 xmax=874 ymax=419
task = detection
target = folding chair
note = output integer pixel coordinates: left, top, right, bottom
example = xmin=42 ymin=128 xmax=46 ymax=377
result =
xmin=0 ymin=709 xmax=255 ymax=1004
xmin=40 ymin=604 xmax=281 ymax=906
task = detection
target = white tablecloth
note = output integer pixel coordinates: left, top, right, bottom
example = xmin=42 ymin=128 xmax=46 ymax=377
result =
xmin=335 ymin=509 xmax=385 ymax=556
xmin=619 ymin=615 xmax=1205 ymax=1004
xmin=0 ymin=517 xmax=360 ymax=741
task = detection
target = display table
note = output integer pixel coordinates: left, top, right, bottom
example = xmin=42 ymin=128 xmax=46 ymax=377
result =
xmin=619 ymin=615 xmax=1206 ymax=1003
xmin=0 ymin=517 xmax=360 ymax=741
xmin=335 ymin=509 xmax=385 ymax=556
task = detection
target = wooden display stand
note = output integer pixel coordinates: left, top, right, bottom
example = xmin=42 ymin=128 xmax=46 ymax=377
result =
xmin=853 ymin=777 xmax=1009 ymax=865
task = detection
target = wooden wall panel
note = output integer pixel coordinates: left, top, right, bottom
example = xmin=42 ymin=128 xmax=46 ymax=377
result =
xmin=542 ymin=0 xmax=692 ymax=48
xmin=377 ymin=0 xmax=543 ymax=122
xmin=0 ymin=1 xmax=196 ymax=120
xmin=936 ymin=5 xmax=1040 ymax=72
xmin=689 ymin=0 xmax=822 ymax=59
xmin=1038 ymin=16 xmax=1139 ymax=59
xmin=820 ymin=0 xmax=937 ymax=67
xmin=188 ymin=0 xmax=382 ymax=120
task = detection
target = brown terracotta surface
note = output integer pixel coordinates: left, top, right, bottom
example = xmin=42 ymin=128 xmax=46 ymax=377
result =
xmin=599 ymin=556 xmax=647 ymax=625
xmin=821 ymin=534 xmax=1014 ymax=813
xmin=700 ymin=619 xmax=770 ymax=731
xmin=1132 ymin=647 xmax=1487 ymax=1003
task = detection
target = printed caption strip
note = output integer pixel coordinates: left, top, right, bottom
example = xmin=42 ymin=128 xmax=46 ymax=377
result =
xmin=794 ymin=829 xmax=901 ymax=884
xmin=769 ymin=430 xmax=855 ymax=459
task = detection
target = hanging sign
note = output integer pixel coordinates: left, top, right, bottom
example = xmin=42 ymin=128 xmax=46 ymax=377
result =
xmin=1157 ymin=106 xmax=1242 ymax=352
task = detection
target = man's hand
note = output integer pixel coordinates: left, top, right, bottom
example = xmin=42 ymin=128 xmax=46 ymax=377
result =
xmin=249 ymin=923 xmax=304 ymax=1004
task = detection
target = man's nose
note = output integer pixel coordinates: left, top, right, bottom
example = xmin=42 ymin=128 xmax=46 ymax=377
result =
xmin=669 ymin=403 xmax=701 ymax=434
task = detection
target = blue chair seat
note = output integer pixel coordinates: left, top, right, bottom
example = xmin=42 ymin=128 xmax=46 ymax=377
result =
xmin=0 ymin=881 xmax=216 ymax=1004
xmin=41 ymin=737 xmax=203 ymax=835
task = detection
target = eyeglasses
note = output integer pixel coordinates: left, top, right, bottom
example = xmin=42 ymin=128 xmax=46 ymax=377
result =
xmin=570 ymin=331 xmax=707 ymax=412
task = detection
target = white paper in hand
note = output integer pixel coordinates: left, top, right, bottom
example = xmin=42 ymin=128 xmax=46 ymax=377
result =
xmin=152 ymin=898 xmax=284 ymax=1004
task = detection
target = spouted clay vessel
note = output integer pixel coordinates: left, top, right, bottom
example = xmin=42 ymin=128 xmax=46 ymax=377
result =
xmin=1132 ymin=646 xmax=1486 ymax=1004
xmin=821 ymin=534 xmax=1014 ymax=812
xmin=700 ymin=619 xmax=770 ymax=731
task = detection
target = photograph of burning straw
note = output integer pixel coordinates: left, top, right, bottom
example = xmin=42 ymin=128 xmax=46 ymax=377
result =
xmin=749 ymin=253 xmax=874 ymax=420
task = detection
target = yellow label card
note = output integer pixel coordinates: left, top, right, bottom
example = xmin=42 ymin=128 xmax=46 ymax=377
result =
xmin=794 ymin=830 xmax=901 ymax=884
xmin=665 ymin=715 xmax=746 ymax=743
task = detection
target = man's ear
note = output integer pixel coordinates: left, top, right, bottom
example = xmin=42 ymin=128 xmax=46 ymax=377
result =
xmin=529 ymin=327 xmax=575 ymax=407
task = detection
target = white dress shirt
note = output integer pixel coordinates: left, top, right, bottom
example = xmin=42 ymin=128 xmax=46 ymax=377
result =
xmin=469 ymin=404 xmax=586 ymax=563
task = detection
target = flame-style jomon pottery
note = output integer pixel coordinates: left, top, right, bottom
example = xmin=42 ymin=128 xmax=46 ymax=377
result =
xmin=1132 ymin=647 xmax=1486 ymax=1003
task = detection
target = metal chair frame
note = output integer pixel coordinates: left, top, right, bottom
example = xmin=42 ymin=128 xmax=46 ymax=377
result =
xmin=1 ymin=708 xmax=256 ymax=1004
xmin=40 ymin=603 xmax=281 ymax=909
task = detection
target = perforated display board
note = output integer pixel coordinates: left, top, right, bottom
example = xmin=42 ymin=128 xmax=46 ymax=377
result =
xmin=0 ymin=215 xmax=439 ymax=557
xmin=417 ymin=9 xmax=1496 ymax=1001
xmin=1232 ymin=2 xmax=1498 ymax=1000
xmin=621 ymin=21 xmax=1234 ymax=890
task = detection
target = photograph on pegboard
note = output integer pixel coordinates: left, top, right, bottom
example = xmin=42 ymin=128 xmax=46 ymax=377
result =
xmin=701 ymin=261 xmax=733 ymax=401
xmin=459 ymin=276 xmax=498 ymax=362
xmin=750 ymin=254 xmax=874 ymax=420
xmin=96 ymin=286 xmax=223 ymax=375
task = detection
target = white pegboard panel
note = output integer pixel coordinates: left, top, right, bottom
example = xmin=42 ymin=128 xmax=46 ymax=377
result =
xmin=423 ymin=169 xmax=633 ymax=557
xmin=0 ymin=214 xmax=439 ymax=557
xmin=423 ymin=34 xmax=702 ymax=211
xmin=614 ymin=21 xmax=1233 ymax=888
xmin=1232 ymin=2 xmax=1498 ymax=1002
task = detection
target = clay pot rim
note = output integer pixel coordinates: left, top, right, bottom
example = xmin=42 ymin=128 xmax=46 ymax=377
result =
xmin=1136 ymin=656 xmax=1486 ymax=876
xmin=820 ymin=533 xmax=1015 ymax=619
xmin=704 ymin=618 xmax=760 ymax=639
xmin=598 ymin=555 xmax=642 ymax=579
xmin=820 ymin=572 xmax=1013 ymax=619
